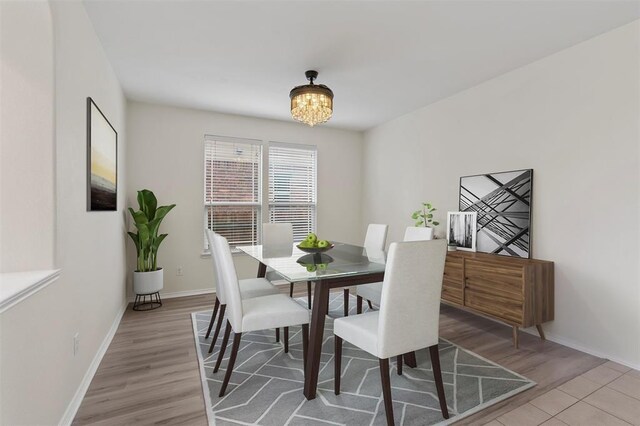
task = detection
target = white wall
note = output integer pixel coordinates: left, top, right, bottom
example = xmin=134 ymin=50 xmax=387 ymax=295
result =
xmin=362 ymin=21 xmax=640 ymax=368
xmin=0 ymin=0 xmax=55 ymax=272
xmin=0 ymin=1 xmax=128 ymax=424
xmin=126 ymin=101 xmax=363 ymax=296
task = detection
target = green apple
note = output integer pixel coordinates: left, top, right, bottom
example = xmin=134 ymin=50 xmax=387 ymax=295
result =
xmin=298 ymin=240 xmax=312 ymax=248
xmin=306 ymin=265 xmax=317 ymax=272
xmin=306 ymin=233 xmax=318 ymax=244
xmin=317 ymin=240 xmax=330 ymax=248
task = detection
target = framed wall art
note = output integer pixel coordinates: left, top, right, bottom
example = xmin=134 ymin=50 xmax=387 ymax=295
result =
xmin=87 ymin=97 xmax=117 ymax=211
xmin=447 ymin=211 xmax=477 ymax=252
xmin=459 ymin=169 xmax=532 ymax=258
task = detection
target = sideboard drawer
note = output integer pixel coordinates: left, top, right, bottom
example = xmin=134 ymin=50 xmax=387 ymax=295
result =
xmin=465 ymin=276 xmax=523 ymax=302
xmin=465 ymin=260 xmax=523 ymax=278
xmin=465 ymin=289 xmax=523 ymax=324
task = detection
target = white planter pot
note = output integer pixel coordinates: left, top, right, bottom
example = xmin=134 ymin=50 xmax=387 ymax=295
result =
xmin=405 ymin=226 xmax=435 ymax=241
xmin=133 ymin=268 xmax=163 ymax=295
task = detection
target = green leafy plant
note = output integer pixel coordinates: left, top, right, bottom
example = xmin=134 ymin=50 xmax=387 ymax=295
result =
xmin=411 ymin=202 xmax=440 ymax=228
xmin=127 ymin=190 xmax=176 ymax=272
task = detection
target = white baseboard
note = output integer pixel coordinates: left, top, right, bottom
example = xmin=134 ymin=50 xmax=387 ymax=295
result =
xmin=127 ymin=281 xmax=292 ymax=303
xmin=126 ymin=288 xmax=215 ymax=303
xmin=162 ymin=288 xmax=215 ymax=300
xmin=58 ymin=300 xmax=128 ymax=426
xmin=521 ymin=327 xmax=640 ymax=371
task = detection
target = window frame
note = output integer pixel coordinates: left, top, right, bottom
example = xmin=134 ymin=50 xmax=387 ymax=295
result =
xmin=203 ymin=135 xmax=263 ymax=251
xmin=202 ymin=136 xmax=317 ymax=252
xmin=267 ymin=141 xmax=318 ymax=243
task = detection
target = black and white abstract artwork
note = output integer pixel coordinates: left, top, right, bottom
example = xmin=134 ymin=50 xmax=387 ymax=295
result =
xmin=459 ymin=169 xmax=533 ymax=258
xmin=447 ymin=211 xmax=477 ymax=252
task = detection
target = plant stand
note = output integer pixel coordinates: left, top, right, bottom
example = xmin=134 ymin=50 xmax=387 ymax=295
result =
xmin=133 ymin=292 xmax=162 ymax=311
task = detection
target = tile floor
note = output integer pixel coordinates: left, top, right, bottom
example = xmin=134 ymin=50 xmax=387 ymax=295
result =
xmin=485 ymin=361 xmax=640 ymax=426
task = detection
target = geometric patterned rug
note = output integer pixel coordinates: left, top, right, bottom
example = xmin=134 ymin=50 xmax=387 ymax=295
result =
xmin=191 ymin=293 xmax=535 ymax=425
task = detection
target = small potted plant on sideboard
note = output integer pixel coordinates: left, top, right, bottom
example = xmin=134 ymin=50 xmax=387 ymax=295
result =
xmin=127 ymin=189 xmax=175 ymax=311
xmin=410 ymin=201 xmax=440 ymax=239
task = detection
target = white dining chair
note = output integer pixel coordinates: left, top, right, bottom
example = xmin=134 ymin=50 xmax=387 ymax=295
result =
xmin=263 ymin=222 xmax=312 ymax=308
xmin=355 ymin=225 xmax=434 ymax=313
xmin=211 ymin=232 xmax=310 ymax=397
xmin=204 ymin=229 xmax=281 ymax=354
xmin=343 ymin=224 xmax=388 ymax=316
xmin=333 ymin=240 xmax=449 ymax=425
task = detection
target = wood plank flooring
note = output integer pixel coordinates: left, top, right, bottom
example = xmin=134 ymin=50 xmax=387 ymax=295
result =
xmin=73 ymin=287 xmax=605 ymax=425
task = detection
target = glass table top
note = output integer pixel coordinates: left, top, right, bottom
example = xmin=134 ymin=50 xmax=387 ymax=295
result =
xmin=236 ymin=242 xmax=386 ymax=282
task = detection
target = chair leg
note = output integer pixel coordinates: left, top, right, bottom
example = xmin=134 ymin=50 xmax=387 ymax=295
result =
xmin=205 ymin=297 xmax=220 ymax=339
xmin=396 ymin=355 xmax=403 ymax=376
xmin=334 ymin=335 xmax=342 ymax=395
xmin=404 ymin=351 xmax=417 ymax=368
xmin=302 ymin=323 xmax=309 ymax=376
xmin=429 ymin=344 xmax=450 ymax=419
xmin=219 ymin=332 xmax=242 ymax=397
xmin=289 ymin=282 xmax=294 ymax=297
xmin=379 ymin=358 xmax=395 ymax=426
xmin=208 ymin=304 xmax=226 ymax=353
xmin=356 ymin=295 xmax=363 ymax=314
xmin=367 ymin=300 xmax=374 ymax=310
xmin=307 ymin=281 xmax=312 ymax=309
xmin=213 ymin=321 xmax=232 ymax=373
xmin=284 ymin=327 xmax=289 ymax=353
xmin=343 ymin=289 xmax=349 ymax=316
xmin=276 ymin=327 xmax=280 ymax=342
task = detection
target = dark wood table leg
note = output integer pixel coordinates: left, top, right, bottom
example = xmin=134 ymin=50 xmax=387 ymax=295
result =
xmin=343 ymin=288 xmax=349 ymax=316
xmin=303 ymin=279 xmax=330 ymax=400
xmin=403 ymin=351 xmax=417 ymax=368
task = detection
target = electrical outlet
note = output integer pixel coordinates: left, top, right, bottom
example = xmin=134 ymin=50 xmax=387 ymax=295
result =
xmin=73 ymin=333 xmax=79 ymax=356
xmin=177 ymin=266 xmax=183 ymax=276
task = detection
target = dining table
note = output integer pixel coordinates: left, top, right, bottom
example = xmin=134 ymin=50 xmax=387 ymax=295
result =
xmin=237 ymin=241 xmax=418 ymax=400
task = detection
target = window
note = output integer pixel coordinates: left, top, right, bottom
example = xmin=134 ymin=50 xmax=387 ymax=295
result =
xmin=204 ymin=136 xmax=261 ymax=247
xmin=268 ymin=143 xmax=317 ymax=242
xmin=204 ymin=136 xmax=317 ymax=249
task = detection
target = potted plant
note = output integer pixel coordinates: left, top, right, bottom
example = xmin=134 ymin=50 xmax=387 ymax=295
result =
xmin=410 ymin=202 xmax=440 ymax=239
xmin=127 ymin=190 xmax=176 ymax=301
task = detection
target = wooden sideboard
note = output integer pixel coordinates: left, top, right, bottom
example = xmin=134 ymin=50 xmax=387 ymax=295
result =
xmin=442 ymin=251 xmax=554 ymax=348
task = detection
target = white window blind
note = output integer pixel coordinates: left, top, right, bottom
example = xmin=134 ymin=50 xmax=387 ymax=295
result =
xmin=204 ymin=137 xmax=262 ymax=248
xmin=268 ymin=143 xmax=317 ymax=242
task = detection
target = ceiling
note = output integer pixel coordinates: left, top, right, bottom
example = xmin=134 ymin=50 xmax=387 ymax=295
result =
xmin=83 ymin=1 xmax=640 ymax=131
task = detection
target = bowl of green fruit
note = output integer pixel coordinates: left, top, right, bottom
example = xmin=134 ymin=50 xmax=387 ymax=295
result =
xmin=297 ymin=233 xmax=334 ymax=253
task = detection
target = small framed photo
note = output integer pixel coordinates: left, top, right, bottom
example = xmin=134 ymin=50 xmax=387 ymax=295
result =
xmin=447 ymin=211 xmax=477 ymax=252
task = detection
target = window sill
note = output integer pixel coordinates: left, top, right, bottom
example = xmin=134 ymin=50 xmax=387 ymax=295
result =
xmin=0 ymin=269 xmax=61 ymax=314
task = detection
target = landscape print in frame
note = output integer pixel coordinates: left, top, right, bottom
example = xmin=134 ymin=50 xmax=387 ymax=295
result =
xmin=87 ymin=97 xmax=117 ymax=211
xmin=459 ymin=169 xmax=533 ymax=258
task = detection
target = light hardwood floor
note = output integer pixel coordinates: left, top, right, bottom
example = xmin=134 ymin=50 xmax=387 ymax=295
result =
xmin=73 ymin=287 xmax=606 ymax=425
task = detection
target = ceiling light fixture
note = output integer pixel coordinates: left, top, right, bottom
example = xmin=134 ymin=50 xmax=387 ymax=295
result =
xmin=289 ymin=70 xmax=333 ymax=127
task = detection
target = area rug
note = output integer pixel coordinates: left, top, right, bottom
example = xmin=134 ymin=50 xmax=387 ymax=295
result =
xmin=191 ymin=294 xmax=535 ymax=425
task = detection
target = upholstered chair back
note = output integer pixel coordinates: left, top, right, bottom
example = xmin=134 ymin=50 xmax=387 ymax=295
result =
xmin=363 ymin=224 xmax=389 ymax=251
xmin=377 ymin=240 xmax=447 ymax=358
xmin=403 ymin=226 xmax=434 ymax=242
xmin=212 ymin=233 xmax=244 ymax=331
xmin=263 ymin=223 xmax=294 ymax=247
xmin=206 ymin=229 xmax=225 ymax=303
